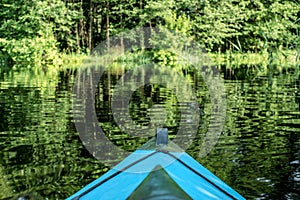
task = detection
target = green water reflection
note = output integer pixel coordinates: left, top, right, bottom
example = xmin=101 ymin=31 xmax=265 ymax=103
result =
xmin=0 ymin=64 xmax=299 ymax=199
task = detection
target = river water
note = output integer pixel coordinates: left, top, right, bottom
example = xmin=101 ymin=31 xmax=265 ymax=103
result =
xmin=0 ymin=63 xmax=299 ymax=199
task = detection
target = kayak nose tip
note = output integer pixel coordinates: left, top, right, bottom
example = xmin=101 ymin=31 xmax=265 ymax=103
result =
xmin=156 ymin=128 xmax=168 ymax=146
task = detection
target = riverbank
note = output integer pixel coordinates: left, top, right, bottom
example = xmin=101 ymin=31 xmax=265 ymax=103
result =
xmin=1 ymin=50 xmax=298 ymax=71
xmin=63 ymin=49 xmax=298 ymax=70
xmin=209 ymin=50 xmax=299 ymax=68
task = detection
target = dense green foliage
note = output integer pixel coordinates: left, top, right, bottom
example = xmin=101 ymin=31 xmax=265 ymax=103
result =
xmin=0 ymin=0 xmax=299 ymax=65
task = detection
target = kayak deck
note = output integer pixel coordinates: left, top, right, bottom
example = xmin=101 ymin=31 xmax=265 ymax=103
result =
xmin=127 ymin=165 xmax=192 ymax=200
xmin=67 ymin=137 xmax=244 ymax=200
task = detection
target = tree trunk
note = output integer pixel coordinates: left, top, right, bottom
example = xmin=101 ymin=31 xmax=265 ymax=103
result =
xmin=139 ymin=0 xmax=144 ymax=49
xmin=80 ymin=0 xmax=86 ymax=49
xmin=80 ymin=19 xmax=86 ymax=49
xmin=76 ymin=22 xmax=80 ymax=53
xmin=106 ymin=1 xmax=110 ymax=49
xmin=120 ymin=14 xmax=124 ymax=49
xmin=88 ymin=0 xmax=93 ymax=51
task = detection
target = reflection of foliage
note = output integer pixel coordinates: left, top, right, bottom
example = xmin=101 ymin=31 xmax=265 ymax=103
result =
xmin=1 ymin=56 xmax=300 ymax=199
xmin=96 ymin=62 xmax=203 ymax=145
xmin=0 ymin=67 xmax=109 ymax=199
xmin=191 ymin=65 xmax=300 ymax=199
xmin=0 ymin=165 xmax=13 ymax=199
xmin=129 ymin=84 xmax=179 ymax=129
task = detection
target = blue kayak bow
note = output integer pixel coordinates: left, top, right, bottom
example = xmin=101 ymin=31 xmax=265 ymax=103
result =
xmin=67 ymin=129 xmax=245 ymax=200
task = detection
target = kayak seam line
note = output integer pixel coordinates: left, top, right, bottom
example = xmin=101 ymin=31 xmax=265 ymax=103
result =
xmin=71 ymin=151 xmax=158 ymax=200
xmin=160 ymin=151 xmax=238 ymax=200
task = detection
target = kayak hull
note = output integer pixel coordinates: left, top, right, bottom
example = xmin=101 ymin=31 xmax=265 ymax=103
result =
xmin=67 ymin=148 xmax=245 ymax=200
